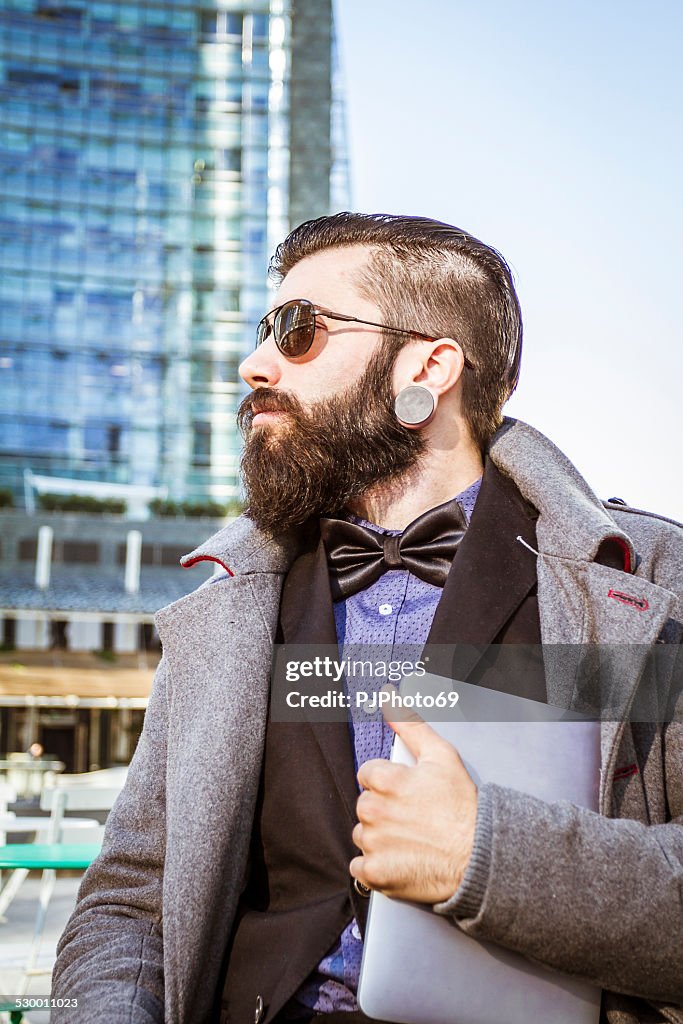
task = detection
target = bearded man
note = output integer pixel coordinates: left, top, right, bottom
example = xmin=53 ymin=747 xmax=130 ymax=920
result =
xmin=52 ymin=213 xmax=683 ymax=1024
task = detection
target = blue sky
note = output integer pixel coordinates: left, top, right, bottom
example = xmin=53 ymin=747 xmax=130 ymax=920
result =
xmin=334 ymin=0 xmax=683 ymax=520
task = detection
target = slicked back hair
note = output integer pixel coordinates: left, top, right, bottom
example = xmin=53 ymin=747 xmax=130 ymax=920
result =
xmin=269 ymin=212 xmax=523 ymax=451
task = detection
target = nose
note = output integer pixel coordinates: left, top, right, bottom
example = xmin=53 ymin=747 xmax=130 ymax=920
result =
xmin=239 ymin=338 xmax=283 ymax=389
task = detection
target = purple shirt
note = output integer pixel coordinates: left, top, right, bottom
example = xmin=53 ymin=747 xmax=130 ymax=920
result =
xmin=289 ymin=479 xmax=482 ymax=1017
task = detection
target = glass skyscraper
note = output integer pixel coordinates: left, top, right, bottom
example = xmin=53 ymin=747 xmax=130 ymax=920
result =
xmin=0 ymin=0 xmax=346 ymax=506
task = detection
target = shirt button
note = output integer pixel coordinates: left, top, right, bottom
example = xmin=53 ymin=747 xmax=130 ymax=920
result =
xmin=379 ymin=604 xmax=393 ymax=615
xmin=351 ymin=922 xmax=362 ymax=941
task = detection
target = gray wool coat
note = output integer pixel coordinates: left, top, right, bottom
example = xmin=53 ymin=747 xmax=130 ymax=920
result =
xmin=51 ymin=419 xmax=683 ymax=1024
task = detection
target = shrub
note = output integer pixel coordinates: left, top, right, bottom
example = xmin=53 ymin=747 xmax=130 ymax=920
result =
xmin=95 ymin=648 xmax=117 ymax=662
xmin=148 ymin=498 xmax=245 ymax=519
xmin=0 ymin=488 xmax=14 ymax=509
xmin=180 ymin=500 xmax=227 ymax=518
xmin=38 ymin=493 xmax=126 ymax=514
xmin=148 ymin=498 xmax=181 ymax=517
xmin=224 ymin=498 xmax=245 ymax=518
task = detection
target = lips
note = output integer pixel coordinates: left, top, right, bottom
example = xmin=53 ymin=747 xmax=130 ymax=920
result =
xmin=237 ymin=389 xmax=302 ymax=440
xmin=250 ymin=397 xmax=290 ymax=429
xmin=252 ymin=410 xmax=284 ymax=424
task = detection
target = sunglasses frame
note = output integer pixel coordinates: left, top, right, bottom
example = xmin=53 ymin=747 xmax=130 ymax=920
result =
xmin=256 ymin=298 xmax=477 ymax=369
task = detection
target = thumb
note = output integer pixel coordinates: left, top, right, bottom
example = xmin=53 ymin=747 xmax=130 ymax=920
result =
xmin=381 ymin=684 xmax=445 ymax=762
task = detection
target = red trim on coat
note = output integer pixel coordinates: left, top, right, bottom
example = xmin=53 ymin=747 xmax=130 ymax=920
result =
xmin=607 ymin=588 xmax=649 ymax=612
xmin=610 ymin=536 xmax=632 ymax=573
xmin=613 ymin=763 xmax=639 ymax=780
xmin=182 ymin=554 xmax=234 ymax=576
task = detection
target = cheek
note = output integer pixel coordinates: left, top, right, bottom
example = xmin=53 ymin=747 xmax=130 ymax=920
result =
xmin=282 ymin=346 xmax=379 ymax=401
xmin=334 ymin=346 xmax=381 ymax=390
xmin=306 ymin=365 xmax=354 ymax=400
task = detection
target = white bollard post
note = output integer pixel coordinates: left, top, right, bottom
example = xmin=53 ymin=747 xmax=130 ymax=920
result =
xmin=35 ymin=525 xmax=53 ymax=590
xmin=125 ymin=530 xmax=142 ymax=594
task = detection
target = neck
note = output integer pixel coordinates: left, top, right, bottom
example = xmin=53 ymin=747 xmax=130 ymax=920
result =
xmin=346 ymin=436 xmax=484 ymax=530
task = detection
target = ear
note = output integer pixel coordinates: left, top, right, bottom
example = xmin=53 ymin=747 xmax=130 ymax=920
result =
xmin=393 ymin=338 xmax=466 ymax=398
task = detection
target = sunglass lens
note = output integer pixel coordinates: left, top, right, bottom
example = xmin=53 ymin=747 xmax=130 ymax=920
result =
xmin=275 ymin=301 xmax=316 ymax=356
xmin=255 ymin=318 xmax=270 ymax=346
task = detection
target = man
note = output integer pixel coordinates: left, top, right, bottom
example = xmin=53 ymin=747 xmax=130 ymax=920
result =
xmin=52 ymin=213 xmax=683 ymax=1024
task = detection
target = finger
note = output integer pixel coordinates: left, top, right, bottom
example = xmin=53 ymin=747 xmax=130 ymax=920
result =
xmin=379 ymin=684 xmax=425 ymax=726
xmin=387 ymin=708 xmax=453 ymax=762
xmin=349 ymin=854 xmax=383 ymax=893
xmin=351 ymin=821 xmax=364 ymax=851
xmin=357 ymin=756 xmax=401 ymax=792
xmin=355 ymin=789 xmax=376 ymax=823
xmin=349 ymin=854 xmax=366 ymax=882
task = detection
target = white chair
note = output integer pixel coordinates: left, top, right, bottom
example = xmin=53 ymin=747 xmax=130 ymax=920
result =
xmin=48 ymin=766 xmax=128 ymax=789
xmin=2 ymin=756 xmax=65 ymax=801
xmin=0 ymin=771 xmax=127 ymax=995
xmin=0 ymin=783 xmax=17 ymax=847
xmin=0 ymin=778 xmax=107 ymax=921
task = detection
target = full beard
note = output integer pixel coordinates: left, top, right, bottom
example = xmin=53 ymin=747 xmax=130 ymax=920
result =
xmin=237 ymin=341 xmax=427 ymax=533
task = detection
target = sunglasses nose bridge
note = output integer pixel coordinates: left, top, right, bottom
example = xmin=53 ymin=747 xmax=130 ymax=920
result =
xmin=255 ymin=316 xmax=275 ymax=349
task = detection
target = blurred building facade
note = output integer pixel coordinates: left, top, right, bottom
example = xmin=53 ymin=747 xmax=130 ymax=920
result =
xmin=0 ymin=0 xmax=349 ymax=507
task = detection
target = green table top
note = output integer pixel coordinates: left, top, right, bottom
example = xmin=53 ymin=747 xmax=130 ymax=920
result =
xmin=0 ymin=842 xmax=102 ymax=870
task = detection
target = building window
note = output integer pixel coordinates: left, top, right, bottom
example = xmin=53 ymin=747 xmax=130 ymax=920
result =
xmin=62 ymin=541 xmax=100 ymax=564
xmin=218 ymin=148 xmax=242 ymax=173
xmin=199 ymin=11 xmax=216 ymax=35
xmin=139 ymin=622 xmax=161 ymax=652
xmin=252 ymin=14 xmax=269 ymax=41
xmin=102 ymin=622 xmax=114 ymax=652
xmin=2 ymin=618 xmax=16 ymax=649
xmin=160 ymin=545 xmax=188 ymax=567
xmin=50 ymin=620 xmax=68 ymax=650
xmin=36 ymin=6 xmax=83 ymax=24
xmin=107 ymin=425 xmax=122 ymax=457
xmin=192 ymin=422 xmax=211 ymax=465
xmin=19 ymin=539 xmax=38 ymax=561
xmin=200 ymin=11 xmax=242 ymax=38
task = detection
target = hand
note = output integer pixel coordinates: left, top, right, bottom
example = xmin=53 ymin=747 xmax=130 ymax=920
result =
xmin=350 ymin=687 xmax=478 ymax=904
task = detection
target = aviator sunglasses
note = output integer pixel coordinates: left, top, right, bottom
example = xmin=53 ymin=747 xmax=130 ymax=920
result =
xmin=255 ymin=298 xmax=477 ymax=367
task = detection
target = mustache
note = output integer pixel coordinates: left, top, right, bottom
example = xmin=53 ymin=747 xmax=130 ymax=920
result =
xmin=237 ymin=389 xmax=303 ymax=435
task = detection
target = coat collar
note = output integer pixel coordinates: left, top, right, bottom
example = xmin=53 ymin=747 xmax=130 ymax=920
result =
xmin=180 ymin=509 xmax=302 ymax=577
xmin=487 ymin=419 xmax=636 ymax=568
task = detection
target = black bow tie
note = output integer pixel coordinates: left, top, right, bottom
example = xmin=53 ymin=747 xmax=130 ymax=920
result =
xmin=320 ymin=497 xmax=468 ymax=600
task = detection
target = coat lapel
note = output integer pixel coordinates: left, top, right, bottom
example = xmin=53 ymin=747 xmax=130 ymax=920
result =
xmin=278 ymin=535 xmax=360 ymax=826
xmin=425 ymin=459 xmax=539 ymax=679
